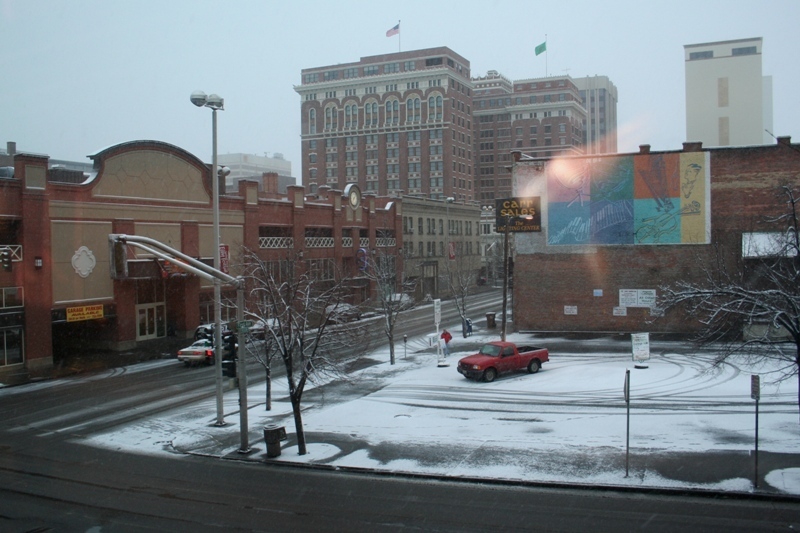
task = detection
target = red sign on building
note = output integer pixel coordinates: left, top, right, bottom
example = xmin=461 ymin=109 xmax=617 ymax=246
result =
xmin=219 ymin=244 xmax=229 ymax=274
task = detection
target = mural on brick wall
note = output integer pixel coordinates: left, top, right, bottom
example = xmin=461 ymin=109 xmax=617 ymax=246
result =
xmin=546 ymin=152 xmax=710 ymax=245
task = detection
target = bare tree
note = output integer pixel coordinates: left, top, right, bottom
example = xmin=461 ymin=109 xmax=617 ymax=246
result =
xmin=442 ymin=245 xmax=482 ymax=336
xmin=657 ymin=185 xmax=800 ymax=421
xmin=241 ymin=248 xmax=368 ymax=454
xmin=363 ymin=249 xmax=416 ymax=365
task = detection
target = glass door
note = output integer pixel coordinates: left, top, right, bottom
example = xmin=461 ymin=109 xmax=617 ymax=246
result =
xmin=136 ymin=303 xmax=166 ymax=341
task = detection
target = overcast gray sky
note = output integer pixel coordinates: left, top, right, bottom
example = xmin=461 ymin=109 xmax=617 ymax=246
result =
xmin=2 ymin=0 xmax=798 ymax=175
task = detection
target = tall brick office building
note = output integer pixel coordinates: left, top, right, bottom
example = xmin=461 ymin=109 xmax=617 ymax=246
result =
xmin=509 ymin=136 xmax=800 ymax=334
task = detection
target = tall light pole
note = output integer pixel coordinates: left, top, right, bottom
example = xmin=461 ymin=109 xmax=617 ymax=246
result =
xmin=501 ymin=214 xmax=532 ymax=341
xmin=191 ymin=90 xmax=226 ymax=427
xmin=501 ymin=216 xmax=511 ymax=341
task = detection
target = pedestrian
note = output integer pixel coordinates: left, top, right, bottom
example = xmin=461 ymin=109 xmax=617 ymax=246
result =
xmin=441 ymin=329 xmax=452 ymax=356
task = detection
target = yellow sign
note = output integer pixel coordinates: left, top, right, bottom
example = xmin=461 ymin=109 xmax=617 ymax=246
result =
xmin=66 ymin=304 xmax=104 ymax=322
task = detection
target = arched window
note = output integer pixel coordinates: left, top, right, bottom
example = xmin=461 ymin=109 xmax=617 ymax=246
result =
xmin=344 ymin=104 xmax=354 ymax=129
xmin=385 ymin=99 xmax=399 ymax=126
xmin=324 ymin=105 xmax=338 ymax=131
xmin=365 ymin=100 xmax=378 ymax=127
xmin=309 ymin=108 xmax=316 ymax=134
xmin=428 ymin=94 xmax=443 ymax=122
xmin=406 ymin=97 xmax=421 ymax=123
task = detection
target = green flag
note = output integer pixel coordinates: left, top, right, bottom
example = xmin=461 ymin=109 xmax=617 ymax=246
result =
xmin=535 ymin=41 xmax=547 ymax=56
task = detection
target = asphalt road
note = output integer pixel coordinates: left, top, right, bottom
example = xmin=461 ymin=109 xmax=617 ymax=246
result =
xmin=1 ymin=291 xmax=798 ymax=531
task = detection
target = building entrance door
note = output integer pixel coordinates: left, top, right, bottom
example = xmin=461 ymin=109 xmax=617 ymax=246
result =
xmin=136 ymin=303 xmax=166 ymax=341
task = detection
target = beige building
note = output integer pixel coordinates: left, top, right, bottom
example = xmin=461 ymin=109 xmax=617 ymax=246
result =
xmin=685 ymin=37 xmax=773 ymax=147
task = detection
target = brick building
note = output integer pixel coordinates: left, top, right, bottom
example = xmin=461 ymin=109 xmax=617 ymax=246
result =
xmin=509 ymin=136 xmax=799 ymax=334
xmin=0 ymin=140 xmax=401 ymax=384
xmin=473 ymin=71 xmax=587 ymax=205
xmin=296 ymin=47 xmax=475 ymax=203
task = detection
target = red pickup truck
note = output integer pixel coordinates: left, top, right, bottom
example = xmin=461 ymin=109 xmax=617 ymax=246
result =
xmin=457 ymin=341 xmax=549 ymax=382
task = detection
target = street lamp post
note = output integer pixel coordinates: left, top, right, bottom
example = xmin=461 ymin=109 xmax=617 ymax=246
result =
xmin=501 ymin=217 xmax=511 ymax=342
xmin=500 ymin=214 xmax=532 ymax=342
xmin=191 ymin=90 xmax=226 ymax=427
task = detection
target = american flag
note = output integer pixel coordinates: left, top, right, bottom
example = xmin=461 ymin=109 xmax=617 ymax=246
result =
xmin=386 ymin=23 xmax=399 ymax=37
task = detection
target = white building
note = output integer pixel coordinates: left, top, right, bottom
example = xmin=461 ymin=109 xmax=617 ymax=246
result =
xmin=217 ymin=152 xmax=294 ymax=192
xmin=684 ymin=37 xmax=773 ymax=147
xmin=573 ymin=75 xmax=618 ymax=154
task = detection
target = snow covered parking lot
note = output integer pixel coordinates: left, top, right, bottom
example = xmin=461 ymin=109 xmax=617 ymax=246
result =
xmin=87 ymin=330 xmax=800 ymax=496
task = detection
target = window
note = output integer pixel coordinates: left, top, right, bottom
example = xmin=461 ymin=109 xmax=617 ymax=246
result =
xmin=324 ymin=105 xmax=338 ymax=131
xmin=404 ymin=60 xmax=416 ymax=71
xmin=384 ymin=62 xmax=400 ymax=73
xmin=323 ymin=70 xmax=338 ymax=81
xmin=732 ymin=46 xmax=757 ymax=56
xmin=364 ymin=65 xmax=379 ymax=76
xmin=425 ymin=57 xmax=443 ymax=66
xmin=386 ymin=132 xmax=400 ymax=143
xmin=408 ymin=131 xmax=421 ymax=142
xmin=304 ymin=73 xmax=319 ymax=83
xmin=308 ymin=109 xmax=316 ymax=134
xmin=385 ymin=99 xmax=399 ymax=125
xmin=689 ymin=50 xmax=713 ymax=60
xmin=344 ymin=104 xmax=357 ymax=129
xmin=344 ymin=67 xmax=359 ymax=79
xmin=406 ymin=97 xmax=421 ymax=123
xmin=365 ymin=101 xmax=378 ymax=126
xmin=428 ymin=94 xmax=443 ymax=121
xmin=309 ymin=153 xmax=317 ymax=163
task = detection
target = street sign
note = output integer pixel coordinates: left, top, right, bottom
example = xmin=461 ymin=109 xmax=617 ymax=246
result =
xmin=751 ymin=374 xmax=760 ymax=400
xmin=237 ymin=320 xmax=254 ymax=333
xmin=219 ymin=244 xmax=230 ymax=274
xmin=434 ymin=299 xmax=441 ymax=325
xmin=631 ymin=332 xmax=650 ymax=361
xmin=623 ymin=370 xmax=630 ymax=403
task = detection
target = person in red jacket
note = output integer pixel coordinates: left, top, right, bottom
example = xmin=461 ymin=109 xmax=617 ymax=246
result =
xmin=441 ymin=329 xmax=452 ymax=356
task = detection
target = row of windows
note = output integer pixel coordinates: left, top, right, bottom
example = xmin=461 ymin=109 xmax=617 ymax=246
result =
xmin=307 ymin=131 xmax=443 ymax=152
xmin=402 ymin=216 xmax=476 ymax=236
xmin=304 ymin=56 xmax=471 ymax=85
xmin=308 ymin=95 xmax=446 ymax=133
xmin=476 ymin=93 xmax=570 ymax=108
xmin=402 ymin=240 xmax=480 ymax=259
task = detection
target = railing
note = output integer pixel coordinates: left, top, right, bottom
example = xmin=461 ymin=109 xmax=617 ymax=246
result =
xmin=305 ymin=237 xmax=335 ymax=248
xmin=342 ymin=237 xmax=353 ymax=248
xmin=0 ymin=245 xmax=23 ymax=261
xmin=359 ymin=238 xmax=370 ymax=248
xmin=377 ymin=238 xmax=396 ymax=247
xmin=259 ymin=237 xmax=293 ymax=249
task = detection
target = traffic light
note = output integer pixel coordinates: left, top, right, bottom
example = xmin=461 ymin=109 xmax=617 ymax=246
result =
xmin=1 ymin=250 xmax=11 ymax=272
xmin=222 ymin=358 xmax=237 ymax=378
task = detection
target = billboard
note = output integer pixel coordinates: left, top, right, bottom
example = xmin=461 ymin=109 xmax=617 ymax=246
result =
xmin=545 ymin=152 xmax=710 ymax=245
xmin=495 ymin=197 xmax=542 ymax=233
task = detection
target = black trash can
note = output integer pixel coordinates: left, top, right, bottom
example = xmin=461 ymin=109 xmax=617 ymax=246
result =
xmin=263 ymin=425 xmax=287 ymax=458
xmin=486 ymin=312 xmax=496 ymax=328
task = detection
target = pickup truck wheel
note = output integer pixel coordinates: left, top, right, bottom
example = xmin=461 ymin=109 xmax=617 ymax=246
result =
xmin=483 ymin=368 xmax=497 ymax=383
xmin=527 ymin=360 xmax=541 ymax=374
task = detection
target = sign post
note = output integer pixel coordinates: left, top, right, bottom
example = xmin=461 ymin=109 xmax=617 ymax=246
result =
xmin=631 ymin=332 xmax=650 ymax=369
xmin=751 ymin=374 xmax=760 ymax=488
xmin=434 ymin=299 xmax=448 ymax=367
xmin=624 ymin=369 xmax=631 ymax=477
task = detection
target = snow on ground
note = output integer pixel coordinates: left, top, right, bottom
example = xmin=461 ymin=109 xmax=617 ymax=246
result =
xmin=85 ymin=329 xmax=800 ymax=495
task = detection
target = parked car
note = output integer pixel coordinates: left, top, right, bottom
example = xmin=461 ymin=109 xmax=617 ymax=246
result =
xmin=248 ymin=318 xmax=282 ymax=340
xmin=325 ymin=303 xmax=362 ymax=324
xmin=177 ymin=339 xmax=215 ymax=366
xmin=194 ymin=323 xmax=232 ymax=341
xmin=386 ymin=293 xmax=414 ymax=311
